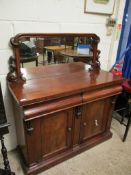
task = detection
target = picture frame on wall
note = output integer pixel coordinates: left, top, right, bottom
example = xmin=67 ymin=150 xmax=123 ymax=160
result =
xmin=84 ymin=0 xmax=115 ymax=15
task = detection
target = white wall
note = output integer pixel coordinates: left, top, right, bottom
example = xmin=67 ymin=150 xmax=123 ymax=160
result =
xmin=107 ymin=0 xmax=127 ymax=69
xmin=0 ymin=0 xmax=126 ymax=151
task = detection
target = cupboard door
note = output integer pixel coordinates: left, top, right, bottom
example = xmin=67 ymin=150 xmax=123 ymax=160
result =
xmin=41 ymin=109 xmax=73 ymax=159
xmin=80 ymin=98 xmax=113 ymax=142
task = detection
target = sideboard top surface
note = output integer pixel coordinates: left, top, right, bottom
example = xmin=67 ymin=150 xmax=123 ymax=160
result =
xmin=8 ymin=62 xmax=123 ymax=106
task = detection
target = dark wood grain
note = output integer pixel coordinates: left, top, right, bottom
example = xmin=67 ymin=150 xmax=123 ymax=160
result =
xmin=8 ymin=62 xmax=122 ymax=106
xmin=8 ymin=55 xmax=123 ymax=175
xmin=80 ymin=98 xmax=113 ymax=142
xmin=41 ymin=109 xmax=73 ymax=160
xmin=25 ymin=118 xmax=42 ymax=166
xmin=23 ymin=94 xmax=82 ymax=120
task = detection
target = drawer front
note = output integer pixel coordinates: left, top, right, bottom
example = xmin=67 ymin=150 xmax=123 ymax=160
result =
xmin=83 ymin=86 xmax=122 ymax=103
xmin=23 ymin=94 xmax=82 ymax=120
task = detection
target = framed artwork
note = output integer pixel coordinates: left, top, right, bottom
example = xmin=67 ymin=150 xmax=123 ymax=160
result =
xmin=84 ymin=0 xmax=115 ymax=15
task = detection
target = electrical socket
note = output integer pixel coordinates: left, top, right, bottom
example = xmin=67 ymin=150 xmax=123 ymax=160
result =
xmin=106 ymin=17 xmax=116 ymax=27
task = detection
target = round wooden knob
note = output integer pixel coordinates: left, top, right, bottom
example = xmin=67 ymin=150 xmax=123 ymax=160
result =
xmin=83 ymin=122 xmax=87 ymax=127
xmin=68 ymin=127 xmax=72 ymax=132
xmin=112 ymin=100 xmax=116 ymax=105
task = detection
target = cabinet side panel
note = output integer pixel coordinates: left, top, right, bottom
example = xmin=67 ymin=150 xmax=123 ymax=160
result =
xmin=13 ymin=100 xmax=27 ymax=163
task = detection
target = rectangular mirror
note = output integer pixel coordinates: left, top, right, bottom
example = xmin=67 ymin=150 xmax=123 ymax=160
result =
xmin=19 ymin=36 xmax=94 ymax=68
xmin=8 ymin=33 xmax=100 ymax=82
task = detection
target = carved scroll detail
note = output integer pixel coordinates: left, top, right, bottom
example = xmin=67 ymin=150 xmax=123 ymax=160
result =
xmin=7 ymin=56 xmax=26 ymax=82
xmin=96 ymin=49 xmax=101 ymax=68
xmin=87 ymin=36 xmax=100 ymax=71
xmin=10 ymin=37 xmax=19 ymax=47
xmin=7 ymin=33 xmax=101 ymax=82
xmin=7 ymin=56 xmax=18 ymax=82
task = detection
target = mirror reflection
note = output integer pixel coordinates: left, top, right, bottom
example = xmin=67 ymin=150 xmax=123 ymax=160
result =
xmin=19 ymin=36 xmax=93 ymax=68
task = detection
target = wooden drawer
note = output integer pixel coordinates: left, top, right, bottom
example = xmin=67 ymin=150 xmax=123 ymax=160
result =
xmin=23 ymin=94 xmax=82 ymax=121
xmin=82 ymin=86 xmax=122 ymax=103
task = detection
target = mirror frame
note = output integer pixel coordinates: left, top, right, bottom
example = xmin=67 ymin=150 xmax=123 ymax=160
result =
xmin=7 ymin=33 xmax=100 ymax=82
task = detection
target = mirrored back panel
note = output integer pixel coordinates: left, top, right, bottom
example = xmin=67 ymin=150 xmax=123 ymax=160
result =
xmin=8 ymin=33 xmax=100 ymax=82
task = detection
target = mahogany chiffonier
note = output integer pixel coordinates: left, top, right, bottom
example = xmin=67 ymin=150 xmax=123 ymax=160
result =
xmin=7 ymin=33 xmax=123 ymax=175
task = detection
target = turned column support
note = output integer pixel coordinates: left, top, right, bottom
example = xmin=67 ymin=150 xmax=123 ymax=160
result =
xmin=0 ymin=135 xmax=15 ymax=175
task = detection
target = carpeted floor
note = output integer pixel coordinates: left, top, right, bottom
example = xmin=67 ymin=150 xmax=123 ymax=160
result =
xmin=0 ymin=118 xmax=131 ymax=175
